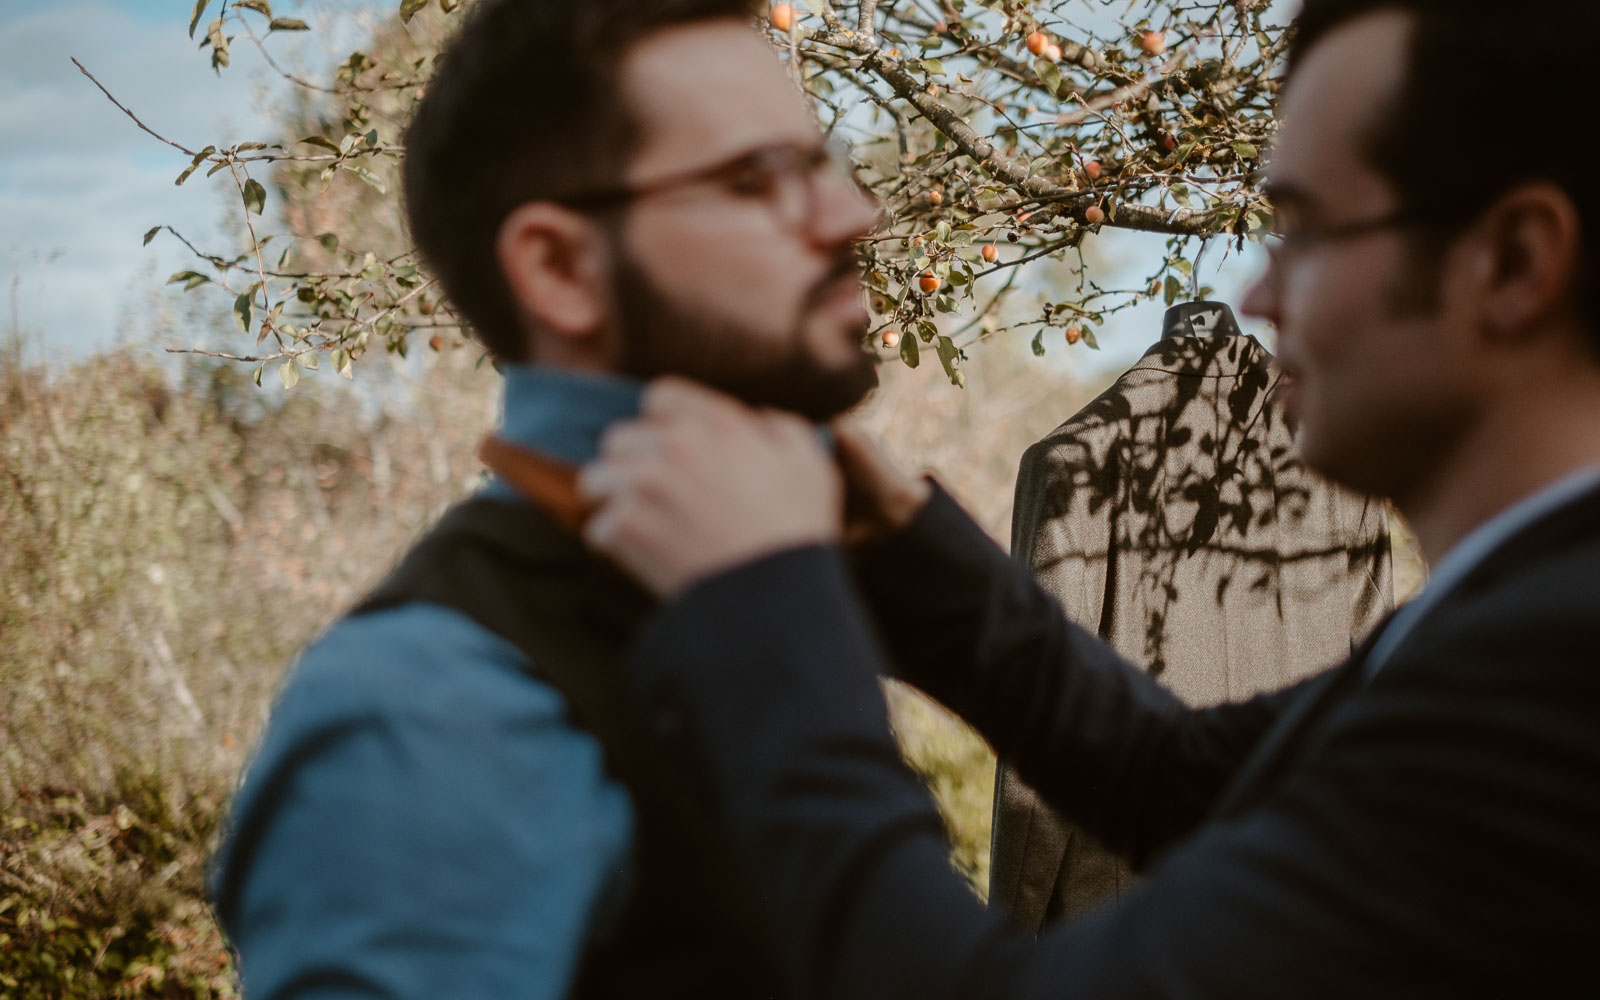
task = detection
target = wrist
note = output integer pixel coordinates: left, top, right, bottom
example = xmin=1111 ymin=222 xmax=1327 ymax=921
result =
xmin=885 ymin=476 xmax=934 ymax=532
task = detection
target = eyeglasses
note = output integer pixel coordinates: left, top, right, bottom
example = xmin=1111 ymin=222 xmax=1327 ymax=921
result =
xmin=559 ymin=139 xmax=873 ymax=233
xmin=1263 ymin=207 xmax=1441 ymax=269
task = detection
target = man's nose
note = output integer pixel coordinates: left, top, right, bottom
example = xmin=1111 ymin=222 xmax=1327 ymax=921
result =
xmin=1240 ymin=264 xmax=1278 ymax=326
xmin=808 ymin=172 xmax=882 ymax=247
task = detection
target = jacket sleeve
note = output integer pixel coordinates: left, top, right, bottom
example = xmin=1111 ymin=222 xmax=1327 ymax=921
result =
xmin=626 ymin=537 xmax=1595 ymax=1000
xmin=211 ymin=605 xmax=633 ymax=1000
xmin=991 ymin=435 xmax=1115 ymax=921
xmin=848 ymin=484 xmax=1293 ymax=860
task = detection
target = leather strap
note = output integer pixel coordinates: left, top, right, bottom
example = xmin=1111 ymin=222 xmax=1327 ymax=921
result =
xmin=477 ymin=434 xmax=593 ymax=532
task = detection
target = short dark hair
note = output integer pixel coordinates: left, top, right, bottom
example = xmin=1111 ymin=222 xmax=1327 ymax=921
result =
xmin=1289 ymin=0 xmax=1600 ymax=351
xmin=403 ymin=0 xmax=757 ymax=362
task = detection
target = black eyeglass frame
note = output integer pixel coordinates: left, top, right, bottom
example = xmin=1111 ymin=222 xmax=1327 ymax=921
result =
xmin=555 ymin=139 xmax=868 ymax=229
xmin=1263 ymin=204 xmax=1471 ymax=266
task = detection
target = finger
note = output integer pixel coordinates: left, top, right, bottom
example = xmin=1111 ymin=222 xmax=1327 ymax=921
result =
xmin=595 ymin=420 xmax=660 ymax=462
xmin=640 ymin=376 xmax=749 ymax=425
xmin=576 ymin=458 xmax=630 ymax=503
xmin=761 ymin=409 xmax=830 ymax=457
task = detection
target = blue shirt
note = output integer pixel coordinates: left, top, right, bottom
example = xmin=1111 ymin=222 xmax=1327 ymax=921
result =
xmin=211 ymin=366 xmax=644 ymax=999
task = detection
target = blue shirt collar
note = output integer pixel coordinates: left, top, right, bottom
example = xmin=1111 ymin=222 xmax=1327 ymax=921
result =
xmin=498 ymin=365 xmax=644 ymax=466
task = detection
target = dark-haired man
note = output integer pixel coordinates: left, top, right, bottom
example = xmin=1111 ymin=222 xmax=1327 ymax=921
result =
xmin=209 ymin=2 xmax=879 ymax=997
xmin=578 ymin=1 xmax=1600 ymax=996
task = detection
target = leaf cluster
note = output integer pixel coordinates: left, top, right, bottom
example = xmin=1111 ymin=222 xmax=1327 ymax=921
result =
xmin=117 ymin=0 xmax=1289 ymax=384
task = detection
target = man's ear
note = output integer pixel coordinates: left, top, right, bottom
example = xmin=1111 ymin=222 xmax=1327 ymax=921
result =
xmin=1473 ymin=183 xmax=1582 ymax=343
xmin=495 ymin=202 xmax=612 ymax=340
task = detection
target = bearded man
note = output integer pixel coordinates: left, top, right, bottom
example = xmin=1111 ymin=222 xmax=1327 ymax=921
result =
xmin=209 ymin=2 xmax=880 ymax=997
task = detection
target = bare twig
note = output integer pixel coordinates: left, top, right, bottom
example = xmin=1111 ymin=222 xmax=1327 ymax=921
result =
xmin=70 ymin=58 xmax=198 ymax=157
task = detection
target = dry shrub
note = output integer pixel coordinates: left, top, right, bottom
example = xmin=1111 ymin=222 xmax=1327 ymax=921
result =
xmin=0 ymin=325 xmax=1096 ymax=988
xmin=1 ymin=338 xmax=499 ymax=995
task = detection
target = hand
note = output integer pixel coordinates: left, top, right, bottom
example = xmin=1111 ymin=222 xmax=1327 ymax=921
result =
xmin=579 ymin=377 xmax=844 ymax=598
xmin=831 ymin=420 xmax=934 ymax=544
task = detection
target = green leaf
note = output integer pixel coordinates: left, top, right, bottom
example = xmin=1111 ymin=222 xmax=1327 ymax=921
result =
xmin=1232 ymin=141 xmax=1259 ymax=159
xmin=279 ymin=360 xmax=299 ymax=389
xmin=349 ymin=166 xmax=389 ymax=193
xmin=399 ymin=0 xmax=431 ymax=22
xmin=189 ymin=0 xmax=211 ymax=38
xmin=1081 ymin=326 xmax=1100 ymax=350
xmin=268 ymin=17 xmax=310 ymax=31
xmin=234 ymin=0 xmax=272 ymax=16
xmin=1036 ymin=58 xmax=1062 ymax=94
xmin=166 ymin=270 xmax=210 ymax=290
xmin=242 ymin=178 xmax=266 ymax=215
xmin=174 ymin=158 xmax=204 ymax=186
xmin=298 ymin=135 xmax=343 ymax=154
xmin=142 ymin=226 xmax=161 ymax=246
xmin=234 ymin=292 xmax=253 ymax=332
xmin=899 ymin=331 xmax=920 ymax=368
xmin=1164 ymin=274 xmax=1183 ymax=306
xmin=318 ymin=232 xmax=340 ymax=253
xmin=935 ymin=335 xmax=961 ymax=384
xmin=252 ymin=362 xmax=265 ymax=387
xmin=1031 ymin=331 xmax=1046 ymax=357
xmin=916 ymin=319 xmax=938 ymax=343
xmin=919 ymin=58 xmax=947 ymax=77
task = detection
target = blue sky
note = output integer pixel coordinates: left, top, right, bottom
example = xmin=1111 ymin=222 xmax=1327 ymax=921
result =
xmin=0 ymin=0 xmax=376 ymax=359
xmin=1 ymin=1 xmax=1273 ymax=370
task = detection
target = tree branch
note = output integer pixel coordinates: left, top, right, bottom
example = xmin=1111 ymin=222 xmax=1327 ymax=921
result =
xmin=805 ymin=29 xmax=1224 ymax=236
xmin=71 ymin=58 xmax=198 ymax=157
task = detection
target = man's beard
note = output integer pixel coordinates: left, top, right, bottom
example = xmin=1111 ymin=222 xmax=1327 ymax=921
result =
xmin=609 ymin=248 xmax=879 ymax=423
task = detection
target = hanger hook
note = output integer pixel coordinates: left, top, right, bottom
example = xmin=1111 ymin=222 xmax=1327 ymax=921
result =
xmin=1190 ymin=237 xmax=1210 ymax=302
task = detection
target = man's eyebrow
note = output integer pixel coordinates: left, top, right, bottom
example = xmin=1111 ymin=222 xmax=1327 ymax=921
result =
xmin=1261 ymin=180 xmax=1314 ymax=210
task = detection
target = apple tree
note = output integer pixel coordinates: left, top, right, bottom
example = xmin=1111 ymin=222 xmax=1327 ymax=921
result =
xmin=99 ymin=0 xmax=1287 ymax=389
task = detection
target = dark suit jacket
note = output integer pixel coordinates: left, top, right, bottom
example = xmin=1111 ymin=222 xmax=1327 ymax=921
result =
xmin=995 ymin=334 xmax=1393 ymax=928
xmin=626 ymin=481 xmax=1600 ymax=999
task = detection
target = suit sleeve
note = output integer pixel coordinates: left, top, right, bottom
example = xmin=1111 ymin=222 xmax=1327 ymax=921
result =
xmin=991 ymin=437 xmax=1113 ymax=922
xmin=627 ymin=537 xmax=1596 ymax=1000
xmin=848 ymin=485 xmax=1288 ymax=860
xmin=1010 ymin=437 xmax=1110 ymax=630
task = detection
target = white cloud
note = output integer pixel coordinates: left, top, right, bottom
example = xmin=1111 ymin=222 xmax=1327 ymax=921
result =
xmin=0 ymin=0 xmax=373 ymax=359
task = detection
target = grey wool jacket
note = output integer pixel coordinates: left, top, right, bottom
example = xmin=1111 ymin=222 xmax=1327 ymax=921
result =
xmin=990 ymin=314 xmax=1393 ymax=931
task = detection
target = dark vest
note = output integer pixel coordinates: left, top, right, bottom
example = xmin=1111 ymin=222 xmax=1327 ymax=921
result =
xmin=351 ymin=495 xmax=787 ymax=998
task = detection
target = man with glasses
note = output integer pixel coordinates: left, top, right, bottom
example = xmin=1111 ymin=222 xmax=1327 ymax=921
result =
xmin=209 ymin=2 xmax=879 ymax=997
xmin=574 ymin=0 xmax=1600 ymax=996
